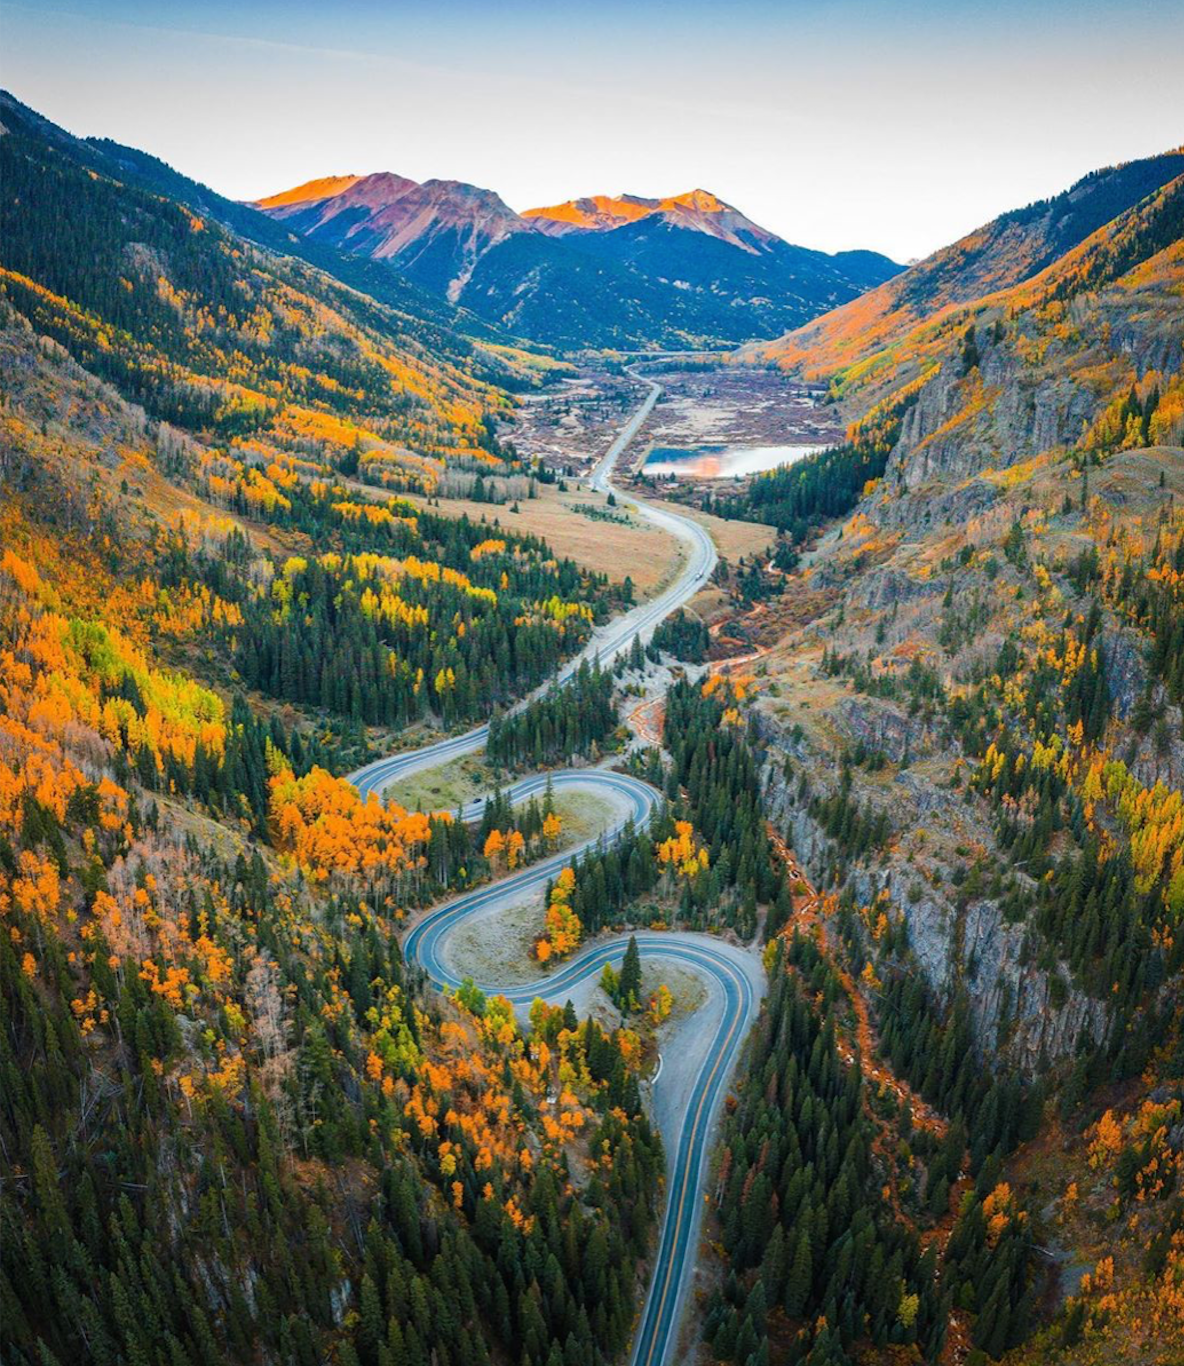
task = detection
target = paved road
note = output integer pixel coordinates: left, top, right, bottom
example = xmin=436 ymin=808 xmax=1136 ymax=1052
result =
xmin=348 ymin=374 xmax=715 ymax=799
xmin=348 ymin=378 xmax=760 ymax=1366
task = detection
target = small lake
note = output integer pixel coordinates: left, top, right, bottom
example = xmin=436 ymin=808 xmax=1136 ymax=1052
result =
xmin=643 ymin=442 xmax=828 ymax=479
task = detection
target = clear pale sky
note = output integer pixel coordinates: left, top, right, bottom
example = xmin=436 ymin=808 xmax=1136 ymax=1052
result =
xmin=4 ymin=0 xmax=1182 ymax=261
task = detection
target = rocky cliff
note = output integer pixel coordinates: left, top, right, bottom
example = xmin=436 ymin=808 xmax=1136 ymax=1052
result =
xmin=758 ymin=705 xmax=1108 ymax=1074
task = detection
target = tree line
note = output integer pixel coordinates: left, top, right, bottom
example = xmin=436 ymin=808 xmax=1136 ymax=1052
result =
xmin=704 ymin=938 xmax=947 ymax=1366
xmin=488 ymin=662 xmax=618 ymax=769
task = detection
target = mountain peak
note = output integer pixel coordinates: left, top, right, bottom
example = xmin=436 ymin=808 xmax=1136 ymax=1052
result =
xmin=253 ymin=167 xmax=899 ymax=344
xmin=254 ymin=174 xmax=364 ymax=210
xmin=253 ymin=171 xmax=519 ymax=222
xmin=523 ymin=186 xmax=776 ymax=254
xmin=253 ymin=171 xmax=420 ymax=216
xmin=522 ymin=194 xmax=658 ymax=235
xmin=661 ymin=188 xmax=731 ymax=214
xmin=651 ymin=190 xmax=777 ymax=254
xmin=253 ymin=170 xmax=528 ymax=302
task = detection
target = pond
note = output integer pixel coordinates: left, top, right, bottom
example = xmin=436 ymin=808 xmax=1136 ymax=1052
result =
xmin=643 ymin=442 xmax=828 ymax=479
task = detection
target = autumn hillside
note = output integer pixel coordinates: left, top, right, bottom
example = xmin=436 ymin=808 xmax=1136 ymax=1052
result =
xmin=7 ymin=65 xmax=1184 ymax=1366
xmin=819 ymin=165 xmax=1184 ymax=463
xmin=0 ymin=91 xmax=555 ymax=484
xmin=707 ymin=157 xmax=1184 ymax=549
xmin=739 ymin=147 xmax=1184 ymax=393
xmin=645 ymin=143 xmax=1184 ymax=1366
xmin=0 ymin=92 xmax=671 ymax=1366
xmin=0 ymin=493 xmax=661 ymax=1366
xmin=84 ymin=132 xmax=533 ymax=360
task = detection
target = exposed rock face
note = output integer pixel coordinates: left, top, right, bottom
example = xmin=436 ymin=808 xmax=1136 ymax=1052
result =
xmin=880 ymin=249 xmax=1184 ymax=492
xmin=252 ymin=172 xmax=529 ymax=301
xmin=871 ymin=478 xmax=1000 ymax=535
xmin=758 ymin=712 xmax=1107 ymax=1074
xmin=1102 ymin=628 xmax=1148 ymax=722
xmin=523 ymin=193 xmax=657 ymax=235
xmin=891 ymin=355 xmax=1098 ymax=491
xmin=832 ymin=693 xmax=934 ymax=764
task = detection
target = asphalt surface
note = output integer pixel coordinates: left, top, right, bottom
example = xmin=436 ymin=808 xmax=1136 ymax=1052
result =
xmin=347 ymin=375 xmax=716 ymax=800
xmin=347 ymin=379 xmax=761 ymax=1366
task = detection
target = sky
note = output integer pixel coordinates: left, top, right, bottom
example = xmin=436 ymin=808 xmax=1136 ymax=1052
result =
xmin=3 ymin=0 xmax=1183 ymax=261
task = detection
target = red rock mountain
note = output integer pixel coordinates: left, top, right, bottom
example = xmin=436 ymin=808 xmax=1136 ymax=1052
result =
xmin=525 ymin=189 xmax=780 ymax=255
xmin=255 ymin=173 xmax=526 ymax=300
xmin=252 ymin=171 xmax=900 ymax=348
xmin=523 ymin=193 xmax=656 ymax=235
xmin=255 ymin=174 xmax=365 ymax=209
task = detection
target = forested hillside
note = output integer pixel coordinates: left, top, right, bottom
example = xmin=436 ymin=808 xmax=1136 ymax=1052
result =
xmin=0 ymin=93 xmax=668 ymax=1366
xmin=0 ymin=92 xmax=550 ymax=489
xmin=688 ymin=152 xmax=1184 ymax=1365
xmin=698 ymin=161 xmax=1184 ymax=565
xmin=0 ymin=507 xmax=660 ymax=1366
xmin=0 ymin=283 xmax=652 ymax=1366
xmin=741 ymin=147 xmax=1184 ymax=382
xmin=723 ymin=454 xmax=1184 ymax=1366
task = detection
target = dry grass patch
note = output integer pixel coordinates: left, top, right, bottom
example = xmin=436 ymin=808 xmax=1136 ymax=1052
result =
xmin=406 ymin=482 xmax=680 ymax=596
xmin=638 ymin=495 xmax=776 ymax=561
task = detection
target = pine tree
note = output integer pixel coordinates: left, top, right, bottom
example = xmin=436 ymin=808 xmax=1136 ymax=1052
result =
xmin=785 ymin=1228 xmax=813 ymax=1318
xmin=618 ymin=937 xmax=642 ymax=1014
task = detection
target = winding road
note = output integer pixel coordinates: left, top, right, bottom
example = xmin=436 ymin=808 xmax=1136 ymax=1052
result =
xmin=348 ymin=373 xmax=764 ymax=1366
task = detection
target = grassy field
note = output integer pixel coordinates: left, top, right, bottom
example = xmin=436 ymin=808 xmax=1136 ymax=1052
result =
xmin=387 ymin=755 xmax=495 ymax=812
xmin=382 ymin=464 xmax=777 ymax=598
xmin=550 ymin=788 xmax=617 ymax=845
xmin=639 ymin=494 xmax=776 ymax=561
xmin=406 ymin=483 xmax=682 ymax=596
xmin=443 ymin=899 xmax=543 ymax=986
xmin=389 ymin=761 xmax=617 ymax=856
xmin=433 ymin=786 xmax=621 ymax=984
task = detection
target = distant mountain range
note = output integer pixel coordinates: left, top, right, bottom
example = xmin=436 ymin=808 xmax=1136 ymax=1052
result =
xmin=252 ymin=174 xmax=901 ymax=350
